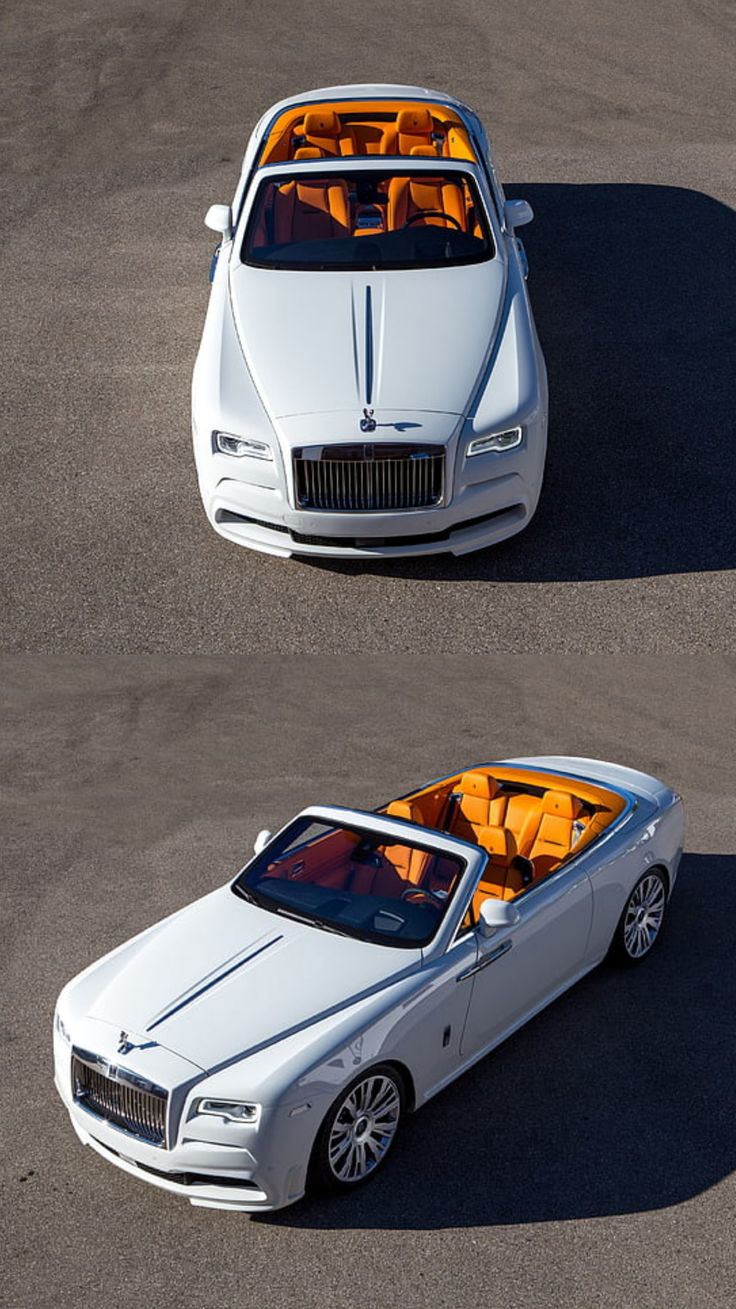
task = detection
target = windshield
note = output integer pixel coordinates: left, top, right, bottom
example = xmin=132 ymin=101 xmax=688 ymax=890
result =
xmin=242 ymin=168 xmax=493 ymax=271
xmin=232 ymin=818 xmax=465 ymax=946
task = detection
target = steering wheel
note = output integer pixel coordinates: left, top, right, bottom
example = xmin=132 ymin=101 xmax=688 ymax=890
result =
xmin=402 ymin=210 xmax=463 ymax=231
xmin=400 ymin=886 xmax=446 ymax=907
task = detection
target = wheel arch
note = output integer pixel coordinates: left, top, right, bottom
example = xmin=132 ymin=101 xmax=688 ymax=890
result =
xmin=649 ymin=861 xmax=671 ymax=897
xmin=306 ymin=1056 xmax=417 ymax=1192
xmin=380 ymin=1058 xmax=417 ymax=1113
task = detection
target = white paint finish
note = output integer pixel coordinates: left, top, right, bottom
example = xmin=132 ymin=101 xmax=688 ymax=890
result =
xmin=229 ymin=259 xmax=505 ymax=419
xmin=274 ymin=408 xmax=461 ymax=445
xmin=459 ymin=867 xmax=593 ymax=1056
xmin=86 ymin=884 xmax=422 ymax=1075
xmin=506 ymin=755 xmax=679 ymax=805
xmin=191 ymin=83 xmax=548 ymax=558
xmin=54 ymin=760 xmax=683 ymax=1212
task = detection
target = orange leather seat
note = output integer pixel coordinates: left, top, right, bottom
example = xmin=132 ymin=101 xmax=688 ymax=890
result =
xmin=272 ymin=153 xmax=350 ymax=244
xmin=527 ymin=791 xmax=584 ymax=877
xmin=387 ymin=162 xmax=467 ymax=231
xmin=292 ymin=109 xmax=358 ymax=157
xmin=445 ymin=771 xmax=506 ymax=843
xmin=503 ymin=793 xmax=543 ymax=857
xmin=381 ymin=107 xmax=445 ymax=156
xmin=383 ymin=800 xmax=430 ymax=884
xmin=348 ymin=857 xmax=406 ymax=899
xmin=466 ymin=824 xmax=518 ymax=913
xmin=479 ymin=824 xmax=518 ymax=867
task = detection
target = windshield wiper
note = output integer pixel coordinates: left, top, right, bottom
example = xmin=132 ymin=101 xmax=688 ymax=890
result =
xmin=270 ymin=905 xmax=352 ymax=937
xmin=232 ymin=884 xmax=262 ymax=906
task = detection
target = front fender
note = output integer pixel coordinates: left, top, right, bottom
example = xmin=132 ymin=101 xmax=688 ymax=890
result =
xmin=467 ymin=254 xmax=546 ymax=436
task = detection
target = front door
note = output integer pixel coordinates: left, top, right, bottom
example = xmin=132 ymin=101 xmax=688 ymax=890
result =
xmin=459 ymin=866 xmax=593 ymax=1057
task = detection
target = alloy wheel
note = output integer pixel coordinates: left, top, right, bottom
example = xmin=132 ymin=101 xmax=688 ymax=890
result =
xmin=327 ymin=1073 xmax=401 ymax=1183
xmin=622 ymin=872 xmax=666 ymax=959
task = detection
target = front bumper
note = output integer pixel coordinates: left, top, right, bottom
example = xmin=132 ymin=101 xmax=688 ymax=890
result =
xmin=194 ymin=425 xmax=546 ymax=561
xmin=55 ymin=1060 xmax=309 ymax=1213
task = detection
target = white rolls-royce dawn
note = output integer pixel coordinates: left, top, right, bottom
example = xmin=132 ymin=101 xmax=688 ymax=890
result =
xmin=54 ymin=757 xmax=683 ymax=1213
xmin=191 ymin=84 xmax=548 ymax=559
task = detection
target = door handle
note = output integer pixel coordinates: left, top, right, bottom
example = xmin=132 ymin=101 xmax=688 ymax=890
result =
xmin=456 ymin=937 xmax=512 ymax=981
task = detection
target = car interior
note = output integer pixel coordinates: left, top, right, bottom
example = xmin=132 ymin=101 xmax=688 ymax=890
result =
xmin=256 ymin=101 xmax=480 ymax=166
xmin=378 ymin=765 xmax=627 ymax=926
xmin=246 ymin=101 xmax=487 ymax=254
xmin=247 ymin=767 xmax=626 ymax=939
xmin=247 ymin=160 xmax=484 ymax=251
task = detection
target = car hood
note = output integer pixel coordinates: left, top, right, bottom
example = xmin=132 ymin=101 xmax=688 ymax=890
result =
xmin=229 ymin=259 xmax=506 ymax=420
xmin=86 ymin=887 xmax=421 ymax=1072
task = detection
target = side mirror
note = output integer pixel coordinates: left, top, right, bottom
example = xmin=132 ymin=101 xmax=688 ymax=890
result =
xmin=504 ymin=198 xmax=534 ymax=229
xmin=478 ymin=898 xmax=521 ymax=937
xmin=254 ymin=829 xmax=272 ymax=855
xmin=205 ymin=203 xmax=233 ymax=237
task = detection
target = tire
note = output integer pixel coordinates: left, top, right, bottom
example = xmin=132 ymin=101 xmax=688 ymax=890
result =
xmin=610 ymin=868 xmax=668 ymax=966
xmin=309 ymin=1064 xmax=405 ymax=1195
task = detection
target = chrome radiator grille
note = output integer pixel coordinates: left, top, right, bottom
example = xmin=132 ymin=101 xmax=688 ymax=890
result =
xmin=72 ymin=1049 xmax=168 ymax=1147
xmin=293 ymin=444 xmax=444 ymax=512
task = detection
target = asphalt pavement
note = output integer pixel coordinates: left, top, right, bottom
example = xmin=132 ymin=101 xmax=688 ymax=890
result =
xmin=1 ymin=0 xmax=734 ymax=651
xmin=2 ymin=656 xmax=735 ymax=1308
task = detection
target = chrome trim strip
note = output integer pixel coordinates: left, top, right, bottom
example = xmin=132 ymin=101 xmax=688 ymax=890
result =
xmin=146 ymin=934 xmax=283 ymax=1033
xmin=72 ymin=1047 xmax=167 ymax=1098
xmin=456 ymin=937 xmax=512 ymax=980
xmin=365 ymin=284 xmax=373 ymax=405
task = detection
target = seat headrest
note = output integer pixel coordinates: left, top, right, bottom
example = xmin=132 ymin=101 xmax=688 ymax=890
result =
xmin=303 ymin=109 xmax=341 ymax=137
xmin=541 ymin=790 xmax=582 ymax=819
xmin=386 ymin=799 xmax=421 ymax=825
xmin=477 ymin=825 xmax=516 ymax=860
xmin=457 ymin=771 xmax=499 ymax=801
xmin=293 ymin=146 xmax=323 ymax=159
xmin=397 ymin=107 xmax=434 ymax=134
xmin=410 ymin=144 xmax=438 ymax=156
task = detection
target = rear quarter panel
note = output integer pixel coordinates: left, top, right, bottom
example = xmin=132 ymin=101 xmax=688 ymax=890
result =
xmin=584 ymin=796 xmax=684 ymax=959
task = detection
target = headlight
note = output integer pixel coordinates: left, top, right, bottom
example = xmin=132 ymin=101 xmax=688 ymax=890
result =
xmin=466 ymin=426 xmax=523 ymax=456
xmin=214 ymin=431 xmax=273 ymax=460
xmin=196 ymin=1098 xmax=261 ymax=1124
xmin=55 ymin=1011 xmax=71 ymax=1044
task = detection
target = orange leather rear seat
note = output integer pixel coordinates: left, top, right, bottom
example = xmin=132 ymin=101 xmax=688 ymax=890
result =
xmin=526 ymin=790 xmax=584 ymax=877
xmin=380 ymin=106 xmax=445 ymax=156
xmin=507 ymin=794 xmax=543 ymax=855
xmin=292 ymin=109 xmax=358 ymax=157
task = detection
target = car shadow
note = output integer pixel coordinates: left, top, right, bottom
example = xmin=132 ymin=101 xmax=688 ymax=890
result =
xmin=258 ymin=853 xmax=736 ymax=1229
xmin=302 ymin=184 xmax=735 ymax=582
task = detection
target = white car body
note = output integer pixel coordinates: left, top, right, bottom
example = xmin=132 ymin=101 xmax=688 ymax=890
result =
xmin=191 ymin=84 xmax=548 ymax=558
xmin=54 ymin=757 xmax=683 ymax=1213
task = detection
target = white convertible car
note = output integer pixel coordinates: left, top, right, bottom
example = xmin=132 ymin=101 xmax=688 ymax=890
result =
xmin=191 ymin=84 xmax=548 ymax=559
xmin=54 ymin=757 xmax=683 ymax=1213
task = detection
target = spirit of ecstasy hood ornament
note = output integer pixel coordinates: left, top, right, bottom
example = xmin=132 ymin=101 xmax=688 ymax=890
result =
xmin=360 ymin=406 xmax=376 ymax=433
